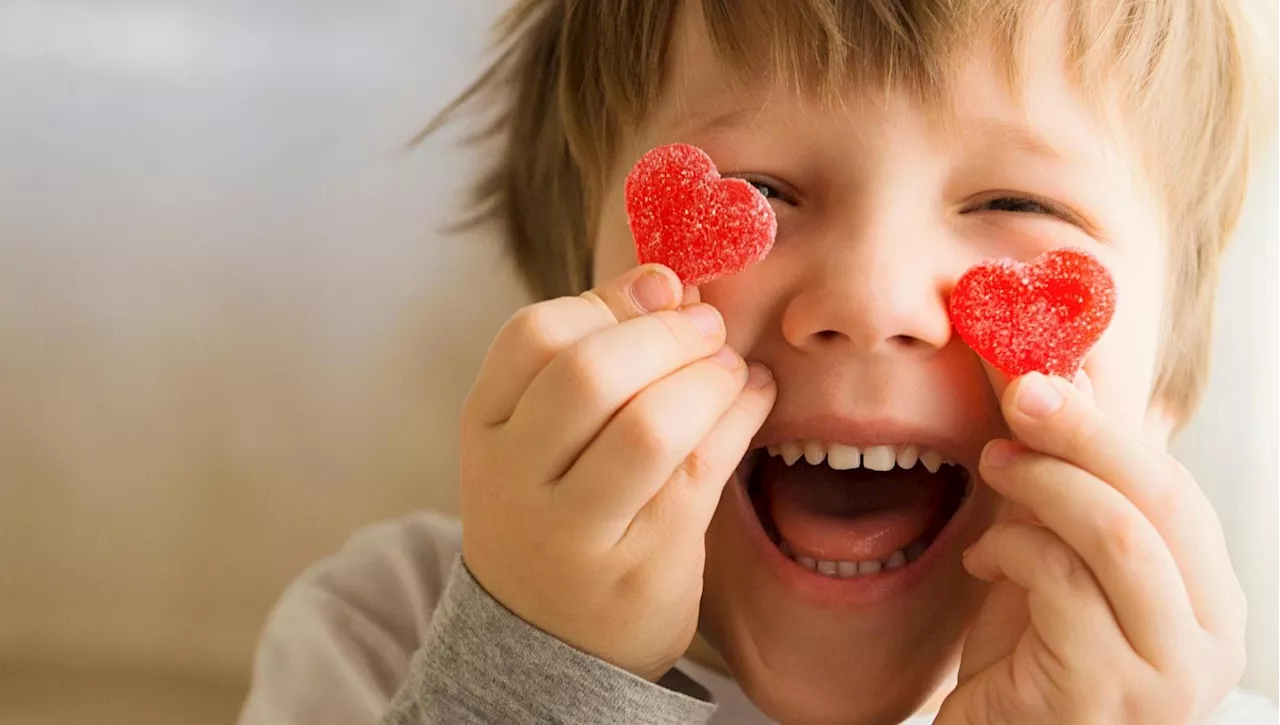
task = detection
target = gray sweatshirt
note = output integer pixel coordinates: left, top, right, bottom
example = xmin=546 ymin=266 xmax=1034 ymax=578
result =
xmin=236 ymin=511 xmax=1277 ymax=724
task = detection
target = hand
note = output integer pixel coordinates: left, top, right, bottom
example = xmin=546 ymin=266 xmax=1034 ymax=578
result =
xmin=937 ymin=370 xmax=1248 ymax=724
xmin=459 ymin=264 xmax=776 ymax=681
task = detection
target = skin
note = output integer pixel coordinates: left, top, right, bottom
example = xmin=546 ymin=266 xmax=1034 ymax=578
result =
xmin=460 ymin=4 xmax=1247 ymax=724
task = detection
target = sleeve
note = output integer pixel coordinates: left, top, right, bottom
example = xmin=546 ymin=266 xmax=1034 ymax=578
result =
xmin=380 ymin=558 xmax=717 ymax=725
xmin=235 ymin=512 xmax=716 ymax=725
xmin=237 ymin=580 xmax=417 ymax=725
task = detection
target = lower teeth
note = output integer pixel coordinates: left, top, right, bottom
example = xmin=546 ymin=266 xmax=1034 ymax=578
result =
xmin=783 ymin=539 xmax=927 ymax=577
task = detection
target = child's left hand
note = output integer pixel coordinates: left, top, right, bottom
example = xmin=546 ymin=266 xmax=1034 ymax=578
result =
xmin=936 ymin=371 xmax=1248 ymax=724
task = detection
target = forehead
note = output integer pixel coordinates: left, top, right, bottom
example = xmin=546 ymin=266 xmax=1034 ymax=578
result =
xmin=644 ymin=2 xmax=1133 ymax=182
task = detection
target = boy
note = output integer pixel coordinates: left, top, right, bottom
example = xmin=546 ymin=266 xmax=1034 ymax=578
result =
xmin=238 ymin=1 xmax=1277 ymax=723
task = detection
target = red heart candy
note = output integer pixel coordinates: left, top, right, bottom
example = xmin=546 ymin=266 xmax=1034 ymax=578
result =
xmin=949 ymin=247 xmax=1117 ymax=378
xmin=625 ymin=143 xmax=777 ymax=286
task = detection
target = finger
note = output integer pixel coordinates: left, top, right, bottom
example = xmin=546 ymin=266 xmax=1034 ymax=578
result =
xmin=466 ymin=264 xmax=683 ymax=425
xmin=980 ymin=363 xmax=1093 ymax=433
xmin=978 ymin=360 xmax=1013 ymax=415
xmin=1072 ymin=367 xmax=1095 ymax=399
xmin=998 ymin=372 xmax=1240 ymax=633
xmin=582 ymin=263 xmax=685 ymax=323
xmin=631 ymin=363 xmax=776 ymax=548
xmin=955 ymin=578 xmax=1031 ymax=682
xmin=681 ymin=284 xmax=702 ymax=306
xmin=964 ymin=522 xmax=1126 ymax=665
xmin=980 ymin=364 xmax=1091 ymax=529
xmin=980 ymin=440 xmax=1198 ymax=666
xmin=507 ymin=303 xmax=728 ymax=480
xmin=557 ymin=349 xmax=756 ymax=542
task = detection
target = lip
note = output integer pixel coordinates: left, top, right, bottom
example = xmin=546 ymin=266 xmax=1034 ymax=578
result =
xmin=727 ymin=449 xmax=981 ymax=608
xmin=752 ymin=412 xmax=977 ymax=467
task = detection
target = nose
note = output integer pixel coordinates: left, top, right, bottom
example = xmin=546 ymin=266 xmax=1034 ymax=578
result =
xmin=779 ymin=226 xmax=954 ymax=356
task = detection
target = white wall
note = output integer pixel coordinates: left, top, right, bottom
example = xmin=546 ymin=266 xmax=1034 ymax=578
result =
xmin=0 ymin=0 xmax=1274 ymax=705
xmin=1171 ymin=142 xmax=1279 ymax=701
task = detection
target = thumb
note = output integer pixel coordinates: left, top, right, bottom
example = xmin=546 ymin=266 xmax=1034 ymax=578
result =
xmin=1071 ymin=366 xmax=1095 ymax=401
xmin=680 ymin=283 xmax=702 ymax=307
xmin=983 ymin=363 xmax=1096 ymax=428
xmin=979 ymin=360 xmax=1013 ymax=416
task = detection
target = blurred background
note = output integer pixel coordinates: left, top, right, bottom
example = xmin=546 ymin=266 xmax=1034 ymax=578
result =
xmin=0 ymin=1 xmax=1274 ymax=723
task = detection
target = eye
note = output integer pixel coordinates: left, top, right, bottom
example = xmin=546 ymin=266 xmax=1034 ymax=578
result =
xmin=734 ymin=175 xmax=798 ymax=206
xmin=974 ymin=196 xmax=1058 ymax=215
xmin=748 ymin=180 xmax=782 ymax=199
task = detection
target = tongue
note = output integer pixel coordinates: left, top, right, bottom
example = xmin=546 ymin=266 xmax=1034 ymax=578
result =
xmin=764 ymin=458 xmax=955 ymax=562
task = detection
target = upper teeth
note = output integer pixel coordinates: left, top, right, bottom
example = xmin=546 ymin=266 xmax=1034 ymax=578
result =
xmin=765 ymin=442 xmax=956 ymax=473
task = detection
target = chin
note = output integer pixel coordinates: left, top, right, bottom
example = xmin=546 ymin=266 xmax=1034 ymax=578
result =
xmin=697 ymin=445 xmax=998 ymax=725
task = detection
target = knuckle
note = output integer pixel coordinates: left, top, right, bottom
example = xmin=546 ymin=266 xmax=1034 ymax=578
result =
xmin=651 ymin=309 xmax=702 ymax=350
xmin=1233 ymin=585 xmax=1250 ymax=629
xmin=1062 ymin=407 xmax=1104 ymax=453
xmin=1141 ymin=479 xmax=1177 ymax=520
xmin=1145 ymin=483 xmax=1187 ymax=527
xmin=1043 ymin=540 xmax=1082 ymax=584
xmin=1165 ymin=456 xmax=1197 ymax=487
xmin=460 ymin=387 xmax=485 ymax=425
xmin=612 ymin=559 xmax=657 ymax=601
xmin=618 ymin=404 xmax=674 ymax=459
xmin=508 ymin=301 xmax=567 ymax=352
xmin=1096 ymin=510 xmax=1151 ymax=561
xmin=556 ymin=341 xmax=614 ymax=405
xmin=675 ymin=448 xmax=716 ymax=485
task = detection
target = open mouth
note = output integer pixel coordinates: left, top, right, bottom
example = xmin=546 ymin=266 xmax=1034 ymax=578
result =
xmin=746 ymin=442 xmax=972 ymax=579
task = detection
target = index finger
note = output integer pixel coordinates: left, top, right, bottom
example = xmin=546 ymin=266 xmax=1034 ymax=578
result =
xmin=998 ymin=371 xmax=1241 ymax=633
xmin=978 ymin=363 xmax=1094 ymax=529
xmin=467 ymin=264 xmax=685 ymax=425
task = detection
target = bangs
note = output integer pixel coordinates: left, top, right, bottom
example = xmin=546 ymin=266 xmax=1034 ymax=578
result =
xmin=570 ymin=0 xmax=1259 ymax=180
xmin=697 ymin=0 xmax=1029 ymax=111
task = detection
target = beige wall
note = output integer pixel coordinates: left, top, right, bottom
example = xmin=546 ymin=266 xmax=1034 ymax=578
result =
xmin=0 ymin=2 xmax=529 ymax=705
xmin=0 ymin=220 xmax=528 ymax=678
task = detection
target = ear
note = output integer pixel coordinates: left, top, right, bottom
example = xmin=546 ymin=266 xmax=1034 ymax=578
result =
xmin=1141 ymin=398 xmax=1178 ymax=451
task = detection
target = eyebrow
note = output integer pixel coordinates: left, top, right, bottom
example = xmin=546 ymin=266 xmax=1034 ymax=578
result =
xmin=672 ymin=104 xmax=759 ymax=138
xmin=670 ymin=96 xmax=1072 ymax=173
xmin=966 ymin=118 xmax=1064 ymax=161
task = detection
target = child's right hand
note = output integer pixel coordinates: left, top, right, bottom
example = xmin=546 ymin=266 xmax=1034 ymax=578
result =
xmin=459 ymin=263 xmax=776 ymax=682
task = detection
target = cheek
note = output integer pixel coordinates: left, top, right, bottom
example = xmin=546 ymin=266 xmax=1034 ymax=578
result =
xmin=592 ymin=187 xmax=641 ymax=286
xmin=697 ymin=266 xmax=784 ymax=352
xmin=1086 ymin=256 xmax=1166 ymax=431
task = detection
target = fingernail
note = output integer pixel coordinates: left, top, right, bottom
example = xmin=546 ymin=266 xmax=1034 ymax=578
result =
xmin=683 ymin=304 xmax=723 ymax=337
xmin=746 ymin=363 xmax=773 ymax=388
xmin=1016 ymin=373 xmax=1064 ymax=417
xmin=982 ymin=439 xmax=1020 ymax=469
xmin=712 ymin=346 xmax=741 ymax=369
xmin=1072 ymin=369 xmax=1094 ymax=398
xmin=629 ymin=269 xmax=675 ymax=312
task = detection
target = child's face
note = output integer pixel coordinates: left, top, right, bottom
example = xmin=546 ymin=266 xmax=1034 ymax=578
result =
xmin=593 ymin=7 xmax=1174 ymax=722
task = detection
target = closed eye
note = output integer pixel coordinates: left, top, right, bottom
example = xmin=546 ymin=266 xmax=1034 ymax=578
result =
xmin=965 ymin=193 xmax=1102 ymax=238
xmin=973 ymin=196 xmax=1057 ymax=215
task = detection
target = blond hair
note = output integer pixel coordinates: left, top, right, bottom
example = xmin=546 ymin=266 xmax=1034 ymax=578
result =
xmin=420 ymin=0 xmax=1272 ymax=422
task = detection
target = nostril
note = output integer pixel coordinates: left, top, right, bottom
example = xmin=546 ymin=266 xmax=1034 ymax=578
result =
xmin=889 ymin=334 xmax=919 ymax=346
xmin=814 ymin=329 xmax=842 ymax=342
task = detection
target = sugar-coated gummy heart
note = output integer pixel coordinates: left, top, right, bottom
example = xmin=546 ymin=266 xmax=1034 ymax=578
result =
xmin=625 ymin=143 xmax=777 ymax=286
xmin=949 ymin=247 xmax=1116 ymax=378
